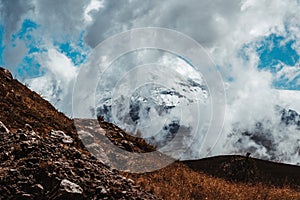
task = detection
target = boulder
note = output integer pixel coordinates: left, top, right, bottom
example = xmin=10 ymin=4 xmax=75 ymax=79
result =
xmin=51 ymin=179 xmax=84 ymax=200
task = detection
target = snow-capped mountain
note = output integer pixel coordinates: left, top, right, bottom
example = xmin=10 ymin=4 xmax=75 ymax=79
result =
xmin=96 ymin=67 xmax=210 ymax=159
xmin=96 ymin=71 xmax=300 ymax=164
xmin=229 ymin=106 xmax=300 ymax=164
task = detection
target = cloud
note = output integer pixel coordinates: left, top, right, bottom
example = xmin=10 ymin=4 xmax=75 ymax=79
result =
xmin=2 ymin=38 xmax=28 ymax=73
xmin=33 ymin=0 xmax=90 ymax=40
xmin=84 ymin=0 xmax=300 ymax=163
xmin=0 ymin=0 xmax=35 ymax=42
xmin=25 ymin=47 xmax=78 ymax=116
xmin=84 ymin=0 xmax=104 ymax=23
xmin=85 ymin=0 xmax=241 ymax=47
xmin=0 ymin=0 xmax=300 ymax=163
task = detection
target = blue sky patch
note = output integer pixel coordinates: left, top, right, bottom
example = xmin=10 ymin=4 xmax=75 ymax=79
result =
xmin=257 ymin=34 xmax=299 ymax=72
xmin=12 ymin=19 xmax=45 ymax=53
xmin=10 ymin=19 xmax=47 ymax=78
xmin=273 ymin=73 xmax=300 ymax=90
xmin=17 ymin=55 xmax=44 ymax=78
xmin=57 ymin=41 xmax=87 ymax=66
xmin=12 ymin=19 xmax=39 ymax=42
xmin=256 ymin=34 xmax=300 ymax=90
xmin=11 ymin=19 xmax=89 ymax=78
xmin=55 ymin=31 xmax=89 ymax=66
xmin=0 ymin=25 xmax=5 ymax=65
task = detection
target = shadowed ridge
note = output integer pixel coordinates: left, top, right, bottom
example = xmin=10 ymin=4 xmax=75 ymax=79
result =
xmin=183 ymin=155 xmax=300 ymax=187
xmin=97 ymin=116 xmax=157 ymax=153
xmin=124 ymin=157 xmax=300 ymax=200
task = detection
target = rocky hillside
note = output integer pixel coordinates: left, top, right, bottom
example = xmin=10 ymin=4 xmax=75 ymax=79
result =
xmin=0 ymin=68 xmax=75 ymax=136
xmin=0 ymin=67 xmax=157 ymax=199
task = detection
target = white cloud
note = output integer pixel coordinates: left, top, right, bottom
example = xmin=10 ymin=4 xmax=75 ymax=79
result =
xmin=84 ymin=0 xmax=300 ymax=162
xmin=37 ymin=48 xmax=77 ymax=82
xmin=26 ymin=47 xmax=78 ymax=116
xmin=84 ymin=0 xmax=104 ymax=23
xmin=276 ymin=63 xmax=300 ymax=83
xmin=1 ymin=0 xmax=300 ymax=163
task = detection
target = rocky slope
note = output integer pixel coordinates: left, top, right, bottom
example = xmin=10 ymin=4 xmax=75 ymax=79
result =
xmin=0 ymin=67 xmax=157 ymax=199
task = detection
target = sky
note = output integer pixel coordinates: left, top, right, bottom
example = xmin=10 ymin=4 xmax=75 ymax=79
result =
xmin=1 ymin=0 xmax=300 ymax=163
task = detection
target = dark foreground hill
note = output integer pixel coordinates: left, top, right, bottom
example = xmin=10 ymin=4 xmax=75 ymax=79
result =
xmin=1 ymin=67 xmax=300 ymax=200
xmin=184 ymin=155 xmax=300 ymax=187
xmin=125 ymin=159 xmax=300 ymax=200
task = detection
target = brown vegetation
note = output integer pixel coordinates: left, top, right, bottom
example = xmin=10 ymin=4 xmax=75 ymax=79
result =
xmin=125 ymin=161 xmax=300 ymax=200
xmin=0 ymin=67 xmax=76 ymax=136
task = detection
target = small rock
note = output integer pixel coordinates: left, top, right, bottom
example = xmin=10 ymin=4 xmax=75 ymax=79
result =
xmin=25 ymin=124 xmax=33 ymax=131
xmin=30 ymin=184 xmax=44 ymax=195
xmin=50 ymin=130 xmax=66 ymax=139
xmin=0 ymin=121 xmax=9 ymax=133
xmin=118 ymin=132 xmax=124 ymax=138
xmin=50 ymin=180 xmax=84 ymax=200
xmin=127 ymin=178 xmax=135 ymax=184
xmin=97 ymin=186 xmax=107 ymax=194
xmin=51 ymin=130 xmax=74 ymax=144
xmin=20 ymin=193 xmax=33 ymax=199
xmin=19 ymin=133 xmax=28 ymax=140
xmin=60 ymin=179 xmax=83 ymax=194
xmin=16 ymin=129 xmax=23 ymax=133
xmin=62 ymin=137 xmax=73 ymax=144
xmin=20 ymin=141 xmax=30 ymax=150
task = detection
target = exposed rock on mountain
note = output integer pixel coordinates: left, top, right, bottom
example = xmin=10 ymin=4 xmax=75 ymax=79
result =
xmin=0 ymin=68 xmax=157 ymax=199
